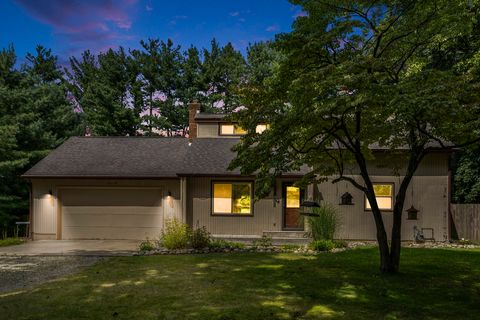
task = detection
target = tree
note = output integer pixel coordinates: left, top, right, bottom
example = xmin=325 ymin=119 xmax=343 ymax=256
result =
xmin=201 ymin=39 xmax=246 ymax=113
xmin=453 ymin=147 xmax=480 ymax=203
xmin=0 ymin=44 xmax=79 ymax=234
xmin=229 ymin=0 xmax=480 ymax=273
xmin=66 ymin=48 xmax=137 ymax=135
xmin=246 ymin=41 xmax=283 ymax=86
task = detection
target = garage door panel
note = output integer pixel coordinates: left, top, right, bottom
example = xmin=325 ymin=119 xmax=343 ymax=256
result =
xmin=63 ymin=227 xmax=163 ymax=240
xmin=61 ymin=188 xmax=163 ymax=240
xmin=62 ymin=189 xmax=162 ymax=207
xmin=63 ymin=206 xmax=162 ymax=215
xmin=63 ymin=212 xmax=162 ymax=228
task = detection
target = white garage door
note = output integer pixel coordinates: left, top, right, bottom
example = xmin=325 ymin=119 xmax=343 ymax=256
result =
xmin=61 ymin=188 xmax=163 ymax=240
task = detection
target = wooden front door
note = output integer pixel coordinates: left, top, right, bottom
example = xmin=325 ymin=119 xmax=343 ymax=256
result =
xmin=283 ymin=183 xmax=304 ymax=230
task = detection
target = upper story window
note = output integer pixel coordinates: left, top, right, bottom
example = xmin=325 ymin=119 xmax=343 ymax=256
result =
xmin=365 ymin=183 xmax=394 ymax=211
xmin=219 ymin=123 xmax=268 ymax=136
xmin=220 ymin=124 xmax=246 ymax=135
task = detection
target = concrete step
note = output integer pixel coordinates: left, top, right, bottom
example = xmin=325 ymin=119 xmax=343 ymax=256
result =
xmin=263 ymin=230 xmax=309 ymax=239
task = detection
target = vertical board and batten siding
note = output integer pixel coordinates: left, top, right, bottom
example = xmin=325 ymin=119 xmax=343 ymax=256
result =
xmin=188 ymin=153 xmax=450 ymax=241
xmin=451 ymin=204 xmax=480 ymax=242
xmin=31 ymin=179 xmax=182 ymax=240
xmin=188 ymin=177 xmax=284 ymax=235
xmin=317 ymin=175 xmax=448 ymax=241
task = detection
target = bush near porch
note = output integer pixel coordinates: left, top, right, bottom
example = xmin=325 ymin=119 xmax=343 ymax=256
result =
xmin=1 ymin=247 xmax=479 ymax=319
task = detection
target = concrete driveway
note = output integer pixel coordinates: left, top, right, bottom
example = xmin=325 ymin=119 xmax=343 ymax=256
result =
xmin=0 ymin=240 xmax=141 ymax=256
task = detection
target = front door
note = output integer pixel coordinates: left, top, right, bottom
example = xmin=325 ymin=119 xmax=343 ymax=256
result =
xmin=283 ymin=183 xmax=304 ymax=230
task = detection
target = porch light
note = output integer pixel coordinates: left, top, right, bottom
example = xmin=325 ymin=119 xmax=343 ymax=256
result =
xmin=406 ymin=205 xmax=419 ymax=220
xmin=48 ymin=189 xmax=53 ymax=196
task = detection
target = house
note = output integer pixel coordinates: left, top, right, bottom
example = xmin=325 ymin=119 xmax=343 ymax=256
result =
xmin=23 ymin=102 xmax=452 ymax=242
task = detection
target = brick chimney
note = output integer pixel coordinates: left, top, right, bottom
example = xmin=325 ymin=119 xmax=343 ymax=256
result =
xmin=188 ymin=100 xmax=200 ymax=139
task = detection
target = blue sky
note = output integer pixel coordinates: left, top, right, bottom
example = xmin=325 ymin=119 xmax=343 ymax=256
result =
xmin=1 ymin=0 xmax=304 ymax=65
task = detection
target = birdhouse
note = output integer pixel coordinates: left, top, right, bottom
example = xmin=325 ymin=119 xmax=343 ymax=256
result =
xmin=340 ymin=192 xmax=353 ymax=205
xmin=406 ymin=205 xmax=419 ymax=220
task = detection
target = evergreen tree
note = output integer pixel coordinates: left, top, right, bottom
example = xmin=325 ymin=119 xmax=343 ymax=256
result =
xmin=0 ymin=45 xmax=79 ymax=234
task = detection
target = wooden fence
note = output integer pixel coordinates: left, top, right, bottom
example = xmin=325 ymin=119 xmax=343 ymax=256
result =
xmin=451 ymin=204 xmax=480 ymax=242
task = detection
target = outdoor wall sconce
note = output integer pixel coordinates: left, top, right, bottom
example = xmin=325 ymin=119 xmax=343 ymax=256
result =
xmin=340 ymin=192 xmax=353 ymax=205
xmin=48 ymin=189 xmax=53 ymax=196
xmin=167 ymin=191 xmax=172 ymax=197
xmin=406 ymin=205 xmax=419 ymax=220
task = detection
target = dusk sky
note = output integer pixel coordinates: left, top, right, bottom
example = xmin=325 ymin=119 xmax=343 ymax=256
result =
xmin=1 ymin=0 xmax=303 ymax=65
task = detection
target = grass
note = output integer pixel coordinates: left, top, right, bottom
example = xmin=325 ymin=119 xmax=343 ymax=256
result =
xmin=1 ymin=247 xmax=479 ymax=319
xmin=0 ymin=237 xmax=24 ymax=247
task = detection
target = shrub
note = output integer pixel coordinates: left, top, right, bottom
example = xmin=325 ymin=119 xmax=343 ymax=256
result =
xmin=333 ymin=240 xmax=348 ymax=248
xmin=309 ymin=239 xmax=336 ymax=252
xmin=160 ymin=219 xmax=190 ymax=249
xmin=307 ymin=203 xmax=341 ymax=240
xmin=189 ymin=226 xmax=211 ymax=249
xmin=139 ymin=239 xmax=155 ymax=251
xmin=252 ymin=235 xmax=273 ymax=249
xmin=209 ymin=239 xmax=246 ymax=250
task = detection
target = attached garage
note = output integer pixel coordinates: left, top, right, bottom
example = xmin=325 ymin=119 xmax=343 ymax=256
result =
xmin=60 ymin=187 xmax=164 ymax=240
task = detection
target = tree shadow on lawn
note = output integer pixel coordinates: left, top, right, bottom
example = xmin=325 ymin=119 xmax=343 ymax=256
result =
xmin=1 ymin=247 xmax=480 ymax=320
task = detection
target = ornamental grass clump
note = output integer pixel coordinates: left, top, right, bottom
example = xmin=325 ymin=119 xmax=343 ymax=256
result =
xmin=307 ymin=203 xmax=341 ymax=241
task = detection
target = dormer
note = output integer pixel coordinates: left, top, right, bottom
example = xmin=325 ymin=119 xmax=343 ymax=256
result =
xmin=188 ymin=102 xmax=267 ymax=138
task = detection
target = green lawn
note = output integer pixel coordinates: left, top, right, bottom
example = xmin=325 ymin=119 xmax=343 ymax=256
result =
xmin=0 ymin=237 xmax=24 ymax=247
xmin=1 ymin=248 xmax=479 ymax=320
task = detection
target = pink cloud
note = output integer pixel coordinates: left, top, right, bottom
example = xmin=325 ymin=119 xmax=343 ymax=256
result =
xmin=14 ymin=0 xmax=138 ymax=56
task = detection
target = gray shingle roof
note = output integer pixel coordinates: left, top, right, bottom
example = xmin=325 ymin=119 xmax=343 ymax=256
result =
xmin=23 ymin=137 xmax=308 ymax=178
xmin=194 ymin=113 xmax=226 ymax=121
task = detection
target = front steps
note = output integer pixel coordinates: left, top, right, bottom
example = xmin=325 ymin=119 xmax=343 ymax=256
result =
xmin=263 ymin=231 xmax=311 ymax=245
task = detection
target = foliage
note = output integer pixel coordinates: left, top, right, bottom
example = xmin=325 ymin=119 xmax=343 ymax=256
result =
xmin=208 ymin=239 xmax=246 ymax=250
xmin=279 ymin=244 xmax=301 ymax=251
xmin=452 ymin=147 xmax=480 ymax=203
xmin=0 ymin=237 xmax=24 ymax=247
xmin=160 ymin=219 xmax=190 ymax=250
xmin=306 ymin=203 xmax=341 ymax=241
xmin=309 ymin=240 xmax=336 ymax=252
xmin=309 ymin=239 xmax=346 ymax=252
xmin=189 ymin=226 xmax=211 ymax=249
xmin=230 ymin=0 xmax=480 ymax=273
xmin=0 ymin=44 xmax=80 ymax=230
xmin=252 ymin=235 xmax=273 ymax=249
xmin=138 ymin=239 xmax=156 ymax=251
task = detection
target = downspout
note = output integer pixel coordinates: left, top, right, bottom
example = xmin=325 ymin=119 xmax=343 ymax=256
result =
xmin=28 ymin=181 xmax=33 ymax=240
xmin=447 ymin=169 xmax=452 ymax=242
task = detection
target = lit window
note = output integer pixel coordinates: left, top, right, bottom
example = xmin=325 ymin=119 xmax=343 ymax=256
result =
xmin=286 ymin=186 xmax=300 ymax=208
xmin=220 ymin=124 xmax=246 ymax=135
xmin=213 ymin=182 xmax=252 ymax=215
xmin=365 ymin=184 xmax=394 ymax=210
xmin=255 ymin=124 xmax=268 ymax=134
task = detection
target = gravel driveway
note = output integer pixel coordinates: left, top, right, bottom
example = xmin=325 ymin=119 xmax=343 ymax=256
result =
xmin=0 ymin=256 xmax=103 ymax=294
